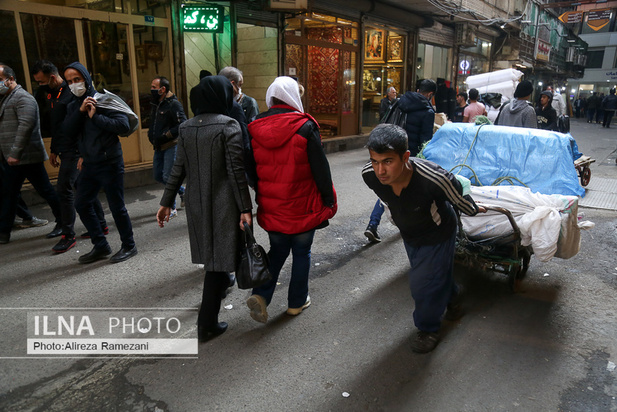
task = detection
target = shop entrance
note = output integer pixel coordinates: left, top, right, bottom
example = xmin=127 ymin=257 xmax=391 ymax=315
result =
xmin=284 ymin=13 xmax=360 ymax=138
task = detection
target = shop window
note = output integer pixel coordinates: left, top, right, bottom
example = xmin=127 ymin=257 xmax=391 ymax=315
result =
xmin=131 ymin=0 xmax=167 ymax=18
xmin=0 ymin=11 xmax=26 ymax=92
xmin=586 ymin=50 xmax=604 ymax=68
xmin=20 ymin=13 xmax=79 ymax=138
xmin=132 ymin=25 xmax=172 ymax=128
xmin=362 ymin=26 xmax=406 ymax=129
xmin=83 ymin=21 xmax=132 ymax=104
xmin=460 ymin=38 xmax=492 ymax=59
xmin=285 ymin=12 xmax=360 ymax=137
xmin=19 ymin=0 xmax=128 ymax=13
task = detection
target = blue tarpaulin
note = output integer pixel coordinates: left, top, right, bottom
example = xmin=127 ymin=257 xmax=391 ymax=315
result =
xmin=423 ymin=123 xmax=585 ymax=197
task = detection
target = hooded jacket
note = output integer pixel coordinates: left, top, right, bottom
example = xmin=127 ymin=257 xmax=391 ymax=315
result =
xmin=63 ymin=62 xmax=129 ymax=164
xmin=248 ymin=105 xmax=337 ymax=234
xmin=148 ymin=93 xmax=187 ymax=151
xmin=495 ymin=98 xmax=537 ymax=128
xmin=397 ymin=91 xmax=435 ymax=156
xmin=536 ymin=92 xmax=558 ymax=131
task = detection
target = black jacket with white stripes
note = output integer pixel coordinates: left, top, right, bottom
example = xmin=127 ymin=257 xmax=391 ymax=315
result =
xmin=362 ymin=157 xmax=480 ymax=247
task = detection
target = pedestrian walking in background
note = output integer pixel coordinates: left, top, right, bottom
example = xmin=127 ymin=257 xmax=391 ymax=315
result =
xmin=219 ymin=66 xmax=260 ymax=123
xmin=602 ymin=89 xmax=617 ymax=128
xmin=362 ymin=123 xmax=485 ymax=353
xmin=494 ymin=80 xmax=537 ymax=128
xmin=157 ymin=75 xmax=253 ymax=342
xmin=586 ymin=92 xmax=599 ymax=123
xmin=452 ymin=92 xmax=468 ymax=122
xmin=379 ymin=86 xmax=398 ymax=120
xmin=0 ymin=64 xmax=63 ymax=245
xmin=596 ymin=93 xmax=605 ymax=124
xmin=463 ymin=88 xmax=487 ymax=123
xmin=536 ymin=90 xmax=558 ymax=131
xmin=245 ymin=76 xmax=337 ymax=324
xmin=148 ymin=76 xmax=187 ymax=216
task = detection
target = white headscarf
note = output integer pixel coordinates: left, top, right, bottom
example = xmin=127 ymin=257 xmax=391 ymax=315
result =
xmin=265 ymin=76 xmax=303 ymax=113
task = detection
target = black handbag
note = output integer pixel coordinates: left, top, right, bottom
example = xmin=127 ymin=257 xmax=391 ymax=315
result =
xmin=236 ymin=222 xmax=272 ymax=289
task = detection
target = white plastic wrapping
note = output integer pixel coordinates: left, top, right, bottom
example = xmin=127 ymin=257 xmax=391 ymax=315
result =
xmin=465 ymin=69 xmax=524 ymax=89
xmin=462 ymin=185 xmax=593 ymax=261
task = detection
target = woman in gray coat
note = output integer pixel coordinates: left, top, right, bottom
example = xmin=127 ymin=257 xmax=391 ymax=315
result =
xmin=156 ymin=75 xmax=253 ymax=342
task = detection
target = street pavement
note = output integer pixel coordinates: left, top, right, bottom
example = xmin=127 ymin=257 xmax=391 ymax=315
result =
xmin=0 ymin=118 xmax=616 ymax=411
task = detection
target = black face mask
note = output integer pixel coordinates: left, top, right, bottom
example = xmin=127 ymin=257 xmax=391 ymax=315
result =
xmin=39 ymin=85 xmax=51 ymax=94
xmin=151 ymin=89 xmax=162 ymax=101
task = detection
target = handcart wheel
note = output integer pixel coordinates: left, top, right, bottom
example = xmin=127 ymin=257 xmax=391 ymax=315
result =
xmin=517 ymin=251 xmax=531 ymax=280
xmin=580 ymin=167 xmax=591 ymax=187
xmin=508 ymin=263 xmax=521 ymax=292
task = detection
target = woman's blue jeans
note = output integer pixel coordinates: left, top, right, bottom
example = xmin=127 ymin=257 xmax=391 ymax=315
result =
xmin=252 ymin=229 xmax=316 ymax=309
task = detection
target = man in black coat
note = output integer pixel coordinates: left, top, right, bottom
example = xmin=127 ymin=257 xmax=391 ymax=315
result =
xmin=397 ymin=79 xmax=436 ymax=156
xmin=148 ymin=76 xmax=187 ymax=213
xmin=602 ymin=89 xmax=617 ymax=128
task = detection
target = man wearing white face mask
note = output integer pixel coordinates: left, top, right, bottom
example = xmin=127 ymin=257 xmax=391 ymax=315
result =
xmin=63 ymin=61 xmax=137 ymax=264
xmin=218 ymin=66 xmax=259 ymax=122
xmin=0 ymin=64 xmax=63 ymax=244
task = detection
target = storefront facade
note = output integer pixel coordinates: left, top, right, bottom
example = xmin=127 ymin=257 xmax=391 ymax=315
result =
xmin=0 ymin=0 xmax=176 ymax=178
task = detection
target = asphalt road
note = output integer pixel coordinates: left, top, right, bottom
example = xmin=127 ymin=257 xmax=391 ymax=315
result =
xmin=0 ymin=118 xmax=616 ymax=411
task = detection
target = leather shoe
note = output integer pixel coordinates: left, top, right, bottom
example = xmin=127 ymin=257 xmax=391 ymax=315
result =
xmin=110 ymin=246 xmax=138 ymax=263
xmin=198 ymin=322 xmax=228 ymax=342
xmin=45 ymin=224 xmax=62 ymax=239
xmin=0 ymin=232 xmax=10 ymax=244
xmin=79 ymin=245 xmax=112 ymax=264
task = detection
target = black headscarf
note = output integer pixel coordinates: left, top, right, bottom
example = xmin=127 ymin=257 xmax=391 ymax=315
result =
xmin=190 ymin=75 xmax=233 ymax=116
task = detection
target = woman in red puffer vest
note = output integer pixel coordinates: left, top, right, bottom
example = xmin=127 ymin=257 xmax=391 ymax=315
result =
xmin=245 ymin=76 xmax=337 ymax=324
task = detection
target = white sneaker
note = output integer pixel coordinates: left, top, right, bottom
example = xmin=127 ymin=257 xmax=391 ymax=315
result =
xmin=286 ymin=296 xmax=311 ymax=316
xmin=170 ymin=209 xmax=178 ymax=219
xmin=247 ymin=295 xmax=268 ymax=323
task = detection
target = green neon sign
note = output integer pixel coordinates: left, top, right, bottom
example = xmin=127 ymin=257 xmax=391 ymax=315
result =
xmin=182 ymin=5 xmax=224 ymax=33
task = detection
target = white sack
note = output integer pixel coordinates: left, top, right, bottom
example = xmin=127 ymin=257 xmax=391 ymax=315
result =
xmin=461 ymin=185 xmax=591 ymax=261
xmin=465 ymin=68 xmax=524 ymax=89
xmin=474 ymin=80 xmax=517 ymax=101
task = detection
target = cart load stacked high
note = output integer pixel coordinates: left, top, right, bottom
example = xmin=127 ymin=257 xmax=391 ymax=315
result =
xmin=423 ymin=122 xmax=594 ymax=288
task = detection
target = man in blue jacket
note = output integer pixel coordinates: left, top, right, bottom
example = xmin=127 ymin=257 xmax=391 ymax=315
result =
xmin=63 ymin=62 xmax=137 ymax=264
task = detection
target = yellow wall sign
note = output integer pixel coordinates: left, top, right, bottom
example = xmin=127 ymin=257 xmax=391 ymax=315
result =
xmin=587 ymin=9 xmax=612 ymax=31
xmin=558 ymin=11 xmax=583 ymax=24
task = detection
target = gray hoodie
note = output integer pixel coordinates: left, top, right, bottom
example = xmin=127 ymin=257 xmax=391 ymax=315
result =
xmin=495 ymin=98 xmax=537 ymax=128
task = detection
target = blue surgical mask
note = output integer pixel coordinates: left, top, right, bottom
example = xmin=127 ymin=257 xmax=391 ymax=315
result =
xmin=0 ymin=80 xmax=9 ymax=95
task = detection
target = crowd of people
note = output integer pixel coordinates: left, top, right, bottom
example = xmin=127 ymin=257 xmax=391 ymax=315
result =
xmin=8 ymin=61 xmax=612 ymax=354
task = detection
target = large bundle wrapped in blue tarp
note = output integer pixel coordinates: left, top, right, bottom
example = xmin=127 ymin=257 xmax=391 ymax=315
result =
xmin=423 ymin=123 xmax=585 ymax=197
